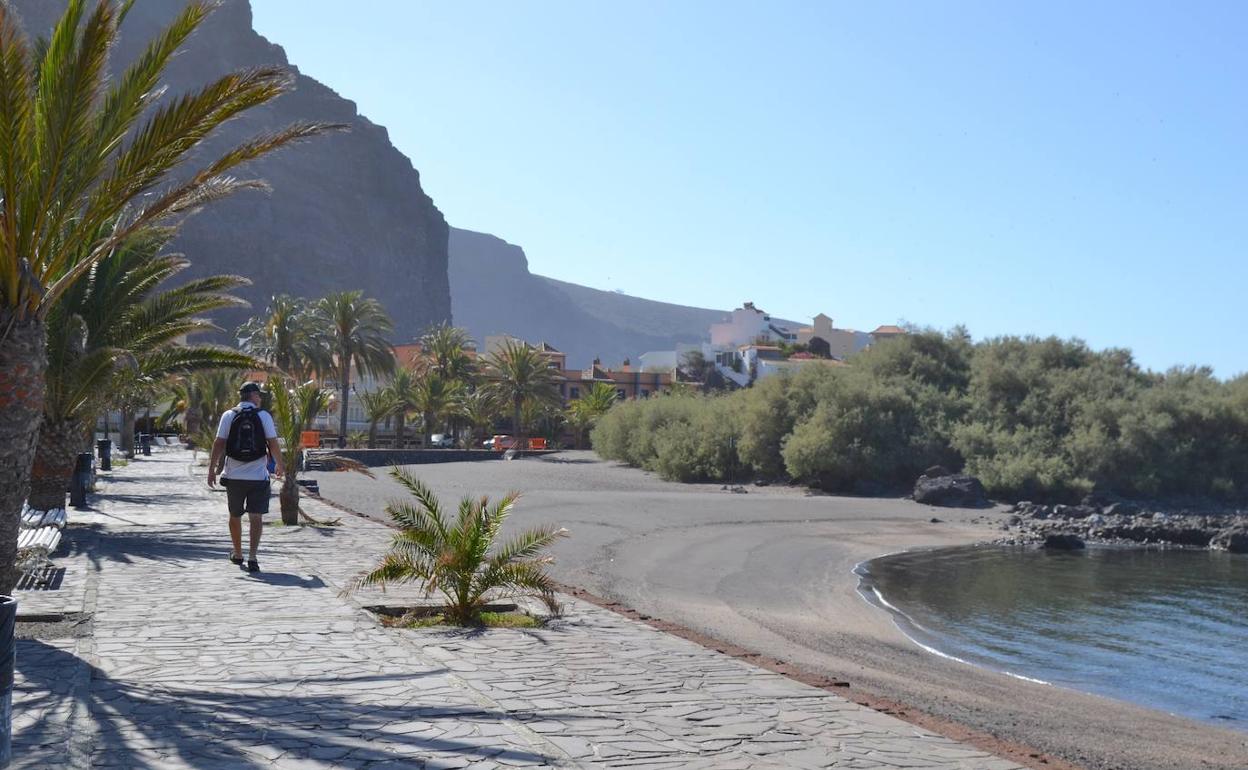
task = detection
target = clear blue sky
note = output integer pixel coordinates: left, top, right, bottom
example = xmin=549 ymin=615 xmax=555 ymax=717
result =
xmin=251 ymin=1 xmax=1246 ymax=377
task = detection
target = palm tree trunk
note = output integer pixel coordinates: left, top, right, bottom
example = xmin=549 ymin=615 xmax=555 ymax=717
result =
xmin=185 ymin=389 xmax=202 ymax=438
xmin=0 ymin=317 xmax=49 ymax=593
xmin=279 ymin=475 xmax=300 ymax=525
xmin=395 ymin=412 xmax=406 ymax=448
xmin=513 ymin=397 xmax=524 ymax=452
xmin=367 ymin=419 xmax=378 ymax=449
xmin=424 ymin=411 xmax=433 ymax=448
xmin=28 ymin=418 xmax=82 ymax=512
xmin=337 ymin=359 xmax=350 ymax=449
xmin=120 ymin=408 xmax=136 ymax=458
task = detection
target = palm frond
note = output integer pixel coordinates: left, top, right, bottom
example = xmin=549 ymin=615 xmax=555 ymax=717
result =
xmin=201 ymin=121 xmax=349 ymax=179
xmin=308 ymin=454 xmax=374 ymax=478
xmin=138 ymin=346 xmax=258 ymax=377
xmin=0 ymin=3 xmax=35 ymax=306
xmin=485 ymin=524 xmax=567 ymax=571
xmin=387 ymin=468 xmax=445 ymax=528
xmin=352 ymin=553 xmax=425 ymax=591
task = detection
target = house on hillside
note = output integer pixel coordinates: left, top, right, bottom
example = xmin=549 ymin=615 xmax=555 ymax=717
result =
xmin=709 ymin=302 xmax=798 ymax=347
xmin=871 ymin=325 xmax=906 ymax=342
xmin=484 ymin=335 xmax=567 ymax=370
xmin=557 ymin=358 xmax=682 ymax=403
xmin=636 ymin=301 xmax=901 ymax=387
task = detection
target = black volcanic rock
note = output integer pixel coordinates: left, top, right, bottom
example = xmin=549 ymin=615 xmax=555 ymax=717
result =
xmin=10 ymin=0 xmax=450 ymax=341
xmin=449 ymin=228 xmax=725 ymax=367
xmin=1043 ymin=534 xmax=1086 ymax=550
xmin=1210 ymin=528 xmax=1248 ymax=554
xmin=913 ymin=472 xmax=988 ymax=508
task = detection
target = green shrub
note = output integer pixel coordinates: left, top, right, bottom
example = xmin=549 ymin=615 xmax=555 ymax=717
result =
xmin=647 ymin=396 xmax=744 ymax=482
xmin=783 ymin=370 xmax=957 ymax=492
xmin=735 ymin=365 xmax=831 ymax=477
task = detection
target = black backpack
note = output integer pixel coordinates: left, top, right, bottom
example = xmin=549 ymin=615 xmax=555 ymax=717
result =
xmin=225 ymin=408 xmax=268 ymax=462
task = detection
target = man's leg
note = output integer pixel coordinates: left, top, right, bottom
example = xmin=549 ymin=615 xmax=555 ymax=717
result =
xmin=228 ymin=515 xmax=243 ymax=558
xmin=224 ymin=480 xmax=244 ymax=559
xmin=244 ymin=479 xmax=270 ymax=570
xmin=248 ymin=512 xmax=263 ymax=560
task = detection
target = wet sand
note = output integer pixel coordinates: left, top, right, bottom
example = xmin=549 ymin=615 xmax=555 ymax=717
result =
xmin=309 ymin=451 xmax=1248 ymax=770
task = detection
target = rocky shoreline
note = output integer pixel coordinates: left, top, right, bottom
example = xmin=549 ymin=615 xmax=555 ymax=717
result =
xmin=910 ymin=466 xmax=1248 ymax=553
xmin=997 ymin=500 xmax=1248 ymax=552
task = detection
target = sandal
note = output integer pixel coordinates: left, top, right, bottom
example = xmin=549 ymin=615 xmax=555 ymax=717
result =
xmin=229 ymin=554 xmax=243 ymax=565
xmin=247 ymin=559 xmax=260 ymax=573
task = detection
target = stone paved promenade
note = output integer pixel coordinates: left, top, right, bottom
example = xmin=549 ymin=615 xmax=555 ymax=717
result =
xmin=13 ymin=451 xmax=1023 ymax=769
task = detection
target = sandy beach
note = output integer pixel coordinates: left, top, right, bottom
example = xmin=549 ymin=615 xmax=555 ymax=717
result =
xmin=310 ymin=451 xmax=1248 ymax=770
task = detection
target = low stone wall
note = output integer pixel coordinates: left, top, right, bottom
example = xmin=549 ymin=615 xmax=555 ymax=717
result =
xmin=303 ymin=448 xmax=556 ymax=470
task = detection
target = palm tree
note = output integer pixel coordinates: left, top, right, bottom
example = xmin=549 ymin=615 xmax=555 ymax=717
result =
xmin=420 ymin=324 xmax=475 ymax=442
xmin=412 ymin=372 xmax=466 ymax=447
xmin=520 ymin=396 xmax=563 ymax=445
xmin=566 ymin=382 xmax=618 ymax=449
xmin=421 ymin=323 xmax=476 ymax=383
xmin=359 ymin=389 xmax=397 ymax=449
xmin=160 ymin=371 xmax=232 ymax=439
xmin=484 ymin=340 xmax=562 ymax=451
xmin=381 ymin=366 xmax=418 ymax=448
xmin=268 ymin=378 xmax=327 ymax=525
xmin=163 ymin=370 xmax=239 ymax=457
xmin=313 ymin=291 xmax=395 ymax=448
xmin=354 ymin=468 xmax=567 ymax=624
xmin=236 ymin=295 xmax=327 ymax=378
xmin=462 ymin=390 xmax=501 ymax=448
xmin=28 ymin=227 xmax=256 ymax=511
xmin=0 ymin=0 xmax=342 ymax=590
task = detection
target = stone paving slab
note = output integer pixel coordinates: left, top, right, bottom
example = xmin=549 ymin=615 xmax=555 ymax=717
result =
xmin=11 ymin=451 xmax=1023 ymax=769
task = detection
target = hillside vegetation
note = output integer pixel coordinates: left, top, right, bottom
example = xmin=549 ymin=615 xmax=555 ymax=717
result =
xmin=591 ymin=331 xmax=1248 ymax=503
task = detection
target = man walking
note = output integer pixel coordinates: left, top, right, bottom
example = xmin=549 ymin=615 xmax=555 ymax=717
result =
xmin=208 ymin=382 xmax=284 ymax=572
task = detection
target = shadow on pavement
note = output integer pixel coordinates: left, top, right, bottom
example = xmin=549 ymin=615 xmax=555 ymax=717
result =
xmin=244 ymin=571 xmax=326 ymax=589
xmin=15 ymin=640 xmax=562 ymax=768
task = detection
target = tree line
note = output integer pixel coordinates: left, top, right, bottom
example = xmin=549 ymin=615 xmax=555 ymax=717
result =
xmin=592 ymin=330 xmax=1248 ymax=504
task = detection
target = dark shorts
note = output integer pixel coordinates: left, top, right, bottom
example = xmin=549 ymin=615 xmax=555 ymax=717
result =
xmin=223 ymin=479 xmax=271 ymax=516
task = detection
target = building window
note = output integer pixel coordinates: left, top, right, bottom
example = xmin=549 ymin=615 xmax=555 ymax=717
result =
xmin=570 ymin=386 xmax=580 ymax=399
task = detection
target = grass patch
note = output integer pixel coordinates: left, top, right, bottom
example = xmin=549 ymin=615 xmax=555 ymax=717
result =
xmin=376 ymin=609 xmax=543 ymax=630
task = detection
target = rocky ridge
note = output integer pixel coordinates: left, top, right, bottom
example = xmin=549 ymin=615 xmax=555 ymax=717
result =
xmin=1000 ymin=499 xmax=1248 ymax=553
xmin=449 ymin=228 xmax=726 ymax=367
xmin=11 ymin=0 xmax=452 ymax=342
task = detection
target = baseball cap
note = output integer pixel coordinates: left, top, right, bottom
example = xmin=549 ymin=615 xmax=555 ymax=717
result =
xmin=239 ymin=381 xmax=263 ymax=396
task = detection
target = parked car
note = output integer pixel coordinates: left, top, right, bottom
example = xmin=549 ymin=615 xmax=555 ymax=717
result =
xmin=488 ymin=435 xmax=518 ymax=452
xmin=430 ymin=433 xmax=453 ymax=448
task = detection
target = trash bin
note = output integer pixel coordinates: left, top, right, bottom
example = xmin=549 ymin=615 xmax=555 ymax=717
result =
xmin=69 ymin=452 xmax=93 ymax=508
xmin=140 ymin=434 xmax=151 ymax=456
xmin=96 ymin=438 xmax=111 ymax=471
xmin=0 ymin=594 xmax=15 ymax=767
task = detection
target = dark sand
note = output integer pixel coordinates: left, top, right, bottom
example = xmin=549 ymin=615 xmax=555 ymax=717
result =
xmin=310 ymin=452 xmax=1248 ymax=770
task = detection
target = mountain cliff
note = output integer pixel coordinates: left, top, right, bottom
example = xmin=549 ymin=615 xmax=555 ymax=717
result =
xmin=10 ymin=0 xmax=451 ymax=341
xmin=14 ymin=1 xmax=741 ymax=366
xmin=449 ymin=228 xmax=725 ymax=367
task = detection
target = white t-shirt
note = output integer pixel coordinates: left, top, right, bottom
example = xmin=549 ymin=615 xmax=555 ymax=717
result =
xmin=216 ymin=403 xmax=278 ymax=481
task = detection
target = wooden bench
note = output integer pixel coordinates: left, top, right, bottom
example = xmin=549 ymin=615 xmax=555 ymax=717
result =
xmin=17 ymin=526 xmax=63 ymax=572
xmin=20 ymin=506 xmax=66 ymax=529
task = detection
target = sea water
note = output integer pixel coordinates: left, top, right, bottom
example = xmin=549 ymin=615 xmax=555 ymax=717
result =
xmin=858 ymin=545 xmax=1248 ymax=728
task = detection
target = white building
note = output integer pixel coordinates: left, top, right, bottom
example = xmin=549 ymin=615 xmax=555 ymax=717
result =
xmin=637 ymin=301 xmax=898 ymax=388
xmin=709 ymin=302 xmax=798 ymax=348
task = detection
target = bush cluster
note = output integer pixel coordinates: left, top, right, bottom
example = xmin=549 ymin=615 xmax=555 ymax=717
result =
xmin=591 ymin=331 xmax=1248 ymax=503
